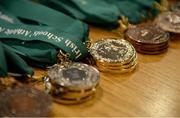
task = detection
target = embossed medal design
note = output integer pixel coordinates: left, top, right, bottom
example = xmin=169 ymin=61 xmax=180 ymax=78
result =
xmin=45 ymin=62 xmax=100 ymax=104
xmin=90 ymin=38 xmax=137 ymax=73
xmin=155 ymin=12 xmax=180 ymax=33
xmin=125 ymin=23 xmax=169 ymax=54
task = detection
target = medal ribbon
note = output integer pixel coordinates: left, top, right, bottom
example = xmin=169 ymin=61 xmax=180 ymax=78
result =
xmin=0 ymin=0 xmax=89 ymax=42
xmin=0 ymin=21 xmax=88 ymax=60
xmin=40 ymin=0 xmax=120 ymax=25
xmin=0 ymin=2 xmax=89 ymax=76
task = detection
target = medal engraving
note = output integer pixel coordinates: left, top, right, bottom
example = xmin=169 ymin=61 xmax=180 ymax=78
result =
xmin=97 ymin=42 xmax=128 ymax=60
xmin=46 ymin=62 xmax=100 ymax=104
xmin=90 ymin=38 xmax=137 ymax=73
xmin=90 ymin=39 xmax=134 ymax=63
xmin=127 ymin=24 xmax=169 ymax=44
xmin=155 ymin=12 xmax=180 ymax=33
xmin=62 ymin=68 xmax=87 ymax=85
xmin=126 ymin=23 xmax=169 ymax=55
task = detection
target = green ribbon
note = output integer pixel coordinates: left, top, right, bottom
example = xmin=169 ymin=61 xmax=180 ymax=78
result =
xmin=40 ymin=0 xmax=160 ymax=24
xmin=0 ymin=22 xmax=88 ymax=76
xmin=0 ymin=0 xmax=89 ymax=42
xmin=104 ymin=0 xmax=160 ymax=24
xmin=0 ymin=8 xmax=35 ymax=76
xmin=0 ymin=41 xmax=34 ymax=77
xmin=40 ymin=0 xmax=120 ymax=25
xmin=0 ymin=22 xmax=88 ymax=61
xmin=1 ymin=39 xmax=58 ymax=68
xmin=0 ymin=7 xmax=22 ymax=24
xmin=0 ymin=8 xmax=58 ymax=68
xmin=0 ymin=42 xmax=8 ymax=76
xmin=0 ymin=1 xmax=89 ymax=76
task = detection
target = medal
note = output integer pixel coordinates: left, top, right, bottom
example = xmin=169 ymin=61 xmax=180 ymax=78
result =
xmin=0 ymin=86 xmax=52 ymax=117
xmin=89 ymin=38 xmax=137 ymax=73
xmin=125 ymin=23 xmax=170 ymax=55
xmin=155 ymin=12 xmax=180 ymax=33
xmin=44 ymin=51 xmax=100 ymax=104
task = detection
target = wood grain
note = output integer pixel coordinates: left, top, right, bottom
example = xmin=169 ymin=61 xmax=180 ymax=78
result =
xmin=49 ymin=26 xmax=180 ymax=117
xmin=3 ymin=20 xmax=180 ymax=117
xmin=1 ymin=1 xmax=180 ymax=117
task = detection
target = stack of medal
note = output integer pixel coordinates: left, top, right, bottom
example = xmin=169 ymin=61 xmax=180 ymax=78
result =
xmin=90 ymin=38 xmax=137 ymax=73
xmin=0 ymin=86 xmax=52 ymax=117
xmin=125 ymin=24 xmax=170 ymax=55
xmin=45 ymin=62 xmax=100 ymax=104
xmin=155 ymin=10 xmax=180 ymax=38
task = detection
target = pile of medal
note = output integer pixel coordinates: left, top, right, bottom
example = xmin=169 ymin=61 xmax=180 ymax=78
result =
xmin=0 ymin=85 xmax=52 ymax=117
xmin=44 ymin=62 xmax=100 ymax=104
xmin=90 ymin=38 xmax=137 ymax=73
xmin=125 ymin=24 xmax=170 ymax=55
xmin=155 ymin=9 xmax=180 ymax=35
xmin=124 ymin=1 xmax=180 ymax=55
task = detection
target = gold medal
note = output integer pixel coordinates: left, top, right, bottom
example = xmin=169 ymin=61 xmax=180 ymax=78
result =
xmin=90 ymin=38 xmax=137 ymax=73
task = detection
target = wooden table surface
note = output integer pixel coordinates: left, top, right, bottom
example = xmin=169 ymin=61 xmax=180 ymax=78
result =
xmin=48 ymin=25 xmax=180 ymax=117
xmin=53 ymin=1 xmax=180 ymax=116
xmin=3 ymin=24 xmax=179 ymax=117
xmin=2 ymin=16 xmax=180 ymax=117
xmin=1 ymin=0 xmax=179 ymax=117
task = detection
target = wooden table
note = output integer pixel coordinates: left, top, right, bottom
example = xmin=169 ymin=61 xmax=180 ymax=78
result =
xmin=48 ymin=25 xmax=180 ymax=117
xmin=52 ymin=1 xmax=180 ymax=116
xmin=1 ymin=0 xmax=179 ymax=117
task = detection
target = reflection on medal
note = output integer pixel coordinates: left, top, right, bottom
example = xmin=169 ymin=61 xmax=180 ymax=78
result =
xmin=155 ymin=12 xmax=180 ymax=33
xmin=90 ymin=38 xmax=137 ymax=73
xmin=0 ymin=86 xmax=52 ymax=117
xmin=44 ymin=62 xmax=100 ymax=104
xmin=125 ymin=23 xmax=169 ymax=54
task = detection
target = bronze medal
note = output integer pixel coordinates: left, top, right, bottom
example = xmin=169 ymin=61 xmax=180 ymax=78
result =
xmin=135 ymin=48 xmax=168 ymax=55
xmin=0 ymin=86 xmax=52 ymax=117
xmin=125 ymin=23 xmax=169 ymax=54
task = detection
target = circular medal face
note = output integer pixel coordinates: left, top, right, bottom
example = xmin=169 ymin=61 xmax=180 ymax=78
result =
xmin=155 ymin=12 xmax=180 ymax=33
xmin=171 ymin=2 xmax=180 ymax=12
xmin=0 ymin=86 xmax=52 ymax=117
xmin=48 ymin=63 xmax=100 ymax=90
xmin=90 ymin=39 xmax=135 ymax=64
xmin=126 ymin=24 xmax=169 ymax=45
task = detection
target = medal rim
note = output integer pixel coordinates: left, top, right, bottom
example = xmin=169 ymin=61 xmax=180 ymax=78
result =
xmin=47 ymin=62 xmax=100 ymax=90
xmin=90 ymin=38 xmax=135 ymax=63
